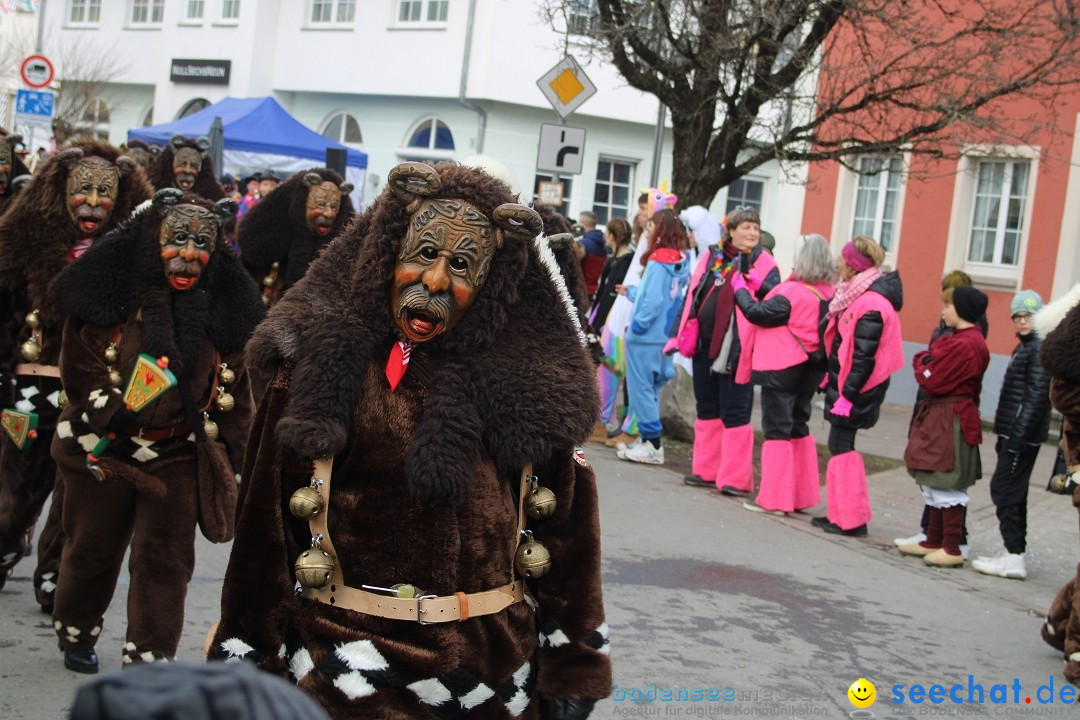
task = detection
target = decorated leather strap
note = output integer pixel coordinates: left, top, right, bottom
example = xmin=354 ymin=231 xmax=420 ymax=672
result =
xmin=302 ymin=457 xmax=527 ymax=622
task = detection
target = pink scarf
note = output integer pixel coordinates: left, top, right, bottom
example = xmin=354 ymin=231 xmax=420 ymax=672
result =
xmin=828 ymin=266 xmax=881 ymax=318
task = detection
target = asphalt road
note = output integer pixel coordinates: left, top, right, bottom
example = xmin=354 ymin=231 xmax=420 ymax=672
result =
xmin=1 ymin=432 xmax=1077 ymax=719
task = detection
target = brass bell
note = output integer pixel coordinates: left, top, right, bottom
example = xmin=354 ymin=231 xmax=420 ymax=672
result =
xmin=20 ymin=338 xmax=41 ymax=362
xmin=263 ymin=274 xmax=275 ymax=288
xmin=215 ymin=391 xmax=235 ymax=412
xmin=58 ymin=390 xmax=68 ymax=408
xmin=203 ymin=417 xmax=219 ymax=441
xmin=219 ymin=366 xmax=236 ymax=385
xmin=104 ymin=344 xmax=119 ymax=364
xmin=289 ymin=485 xmax=325 ymax=519
xmin=514 ymin=536 xmax=552 ymax=579
xmin=25 ymin=310 xmax=41 ymax=329
xmin=294 ymin=548 xmax=334 ymax=588
xmin=109 ymin=369 xmax=123 ymax=386
xmin=525 ymin=485 xmax=557 ymax=520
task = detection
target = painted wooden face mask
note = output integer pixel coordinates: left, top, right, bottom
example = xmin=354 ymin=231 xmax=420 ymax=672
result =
xmin=305 ymin=180 xmax=343 ymax=237
xmin=390 ymin=198 xmax=498 ymax=344
xmin=65 ymin=157 xmax=120 ymax=236
xmin=172 ymin=147 xmax=202 ymax=191
xmin=159 ymin=204 xmax=218 ymax=291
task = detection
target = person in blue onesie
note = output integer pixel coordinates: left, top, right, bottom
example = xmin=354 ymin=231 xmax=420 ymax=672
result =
xmin=616 ymin=208 xmax=689 ymax=465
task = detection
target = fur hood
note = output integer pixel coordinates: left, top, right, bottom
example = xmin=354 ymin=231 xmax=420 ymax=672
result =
xmin=49 ymin=200 xmax=265 ymax=376
xmin=1038 ymin=283 xmax=1080 ymax=384
xmin=247 ymin=162 xmax=599 ymax=504
xmin=237 ymin=167 xmax=356 ymax=290
xmin=0 ymin=139 xmax=152 ymax=323
xmin=147 ymin=136 xmax=224 ymax=200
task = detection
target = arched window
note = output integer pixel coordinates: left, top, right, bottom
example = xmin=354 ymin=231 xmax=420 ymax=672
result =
xmin=321 ymin=110 xmax=362 ymax=145
xmin=141 ymin=105 xmax=154 ymax=127
xmin=407 ymin=117 xmax=454 ymax=151
xmin=177 ymin=98 xmax=211 ymax=119
xmin=78 ymin=99 xmax=110 ymax=140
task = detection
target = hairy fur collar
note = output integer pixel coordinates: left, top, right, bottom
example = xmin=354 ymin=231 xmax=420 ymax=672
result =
xmin=1039 ymin=283 xmax=1080 ymax=385
xmin=247 ymin=163 xmax=599 ymax=504
xmin=0 ymin=139 xmax=152 ymax=325
xmin=237 ymin=167 xmax=356 ymax=290
xmin=50 ymin=208 xmax=265 ymax=376
xmin=147 ymin=139 xmax=224 ymax=200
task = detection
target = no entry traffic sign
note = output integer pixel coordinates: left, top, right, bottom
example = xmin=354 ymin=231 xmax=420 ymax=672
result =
xmin=20 ymin=54 xmax=55 ymax=89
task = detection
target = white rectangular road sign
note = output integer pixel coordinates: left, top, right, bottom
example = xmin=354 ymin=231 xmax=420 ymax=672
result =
xmin=15 ymin=89 xmax=54 ymax=127
xmin=536 ymin=123 xmax=586 ymax=175
xmin=536 ymin=55 xmax=597 ymax=119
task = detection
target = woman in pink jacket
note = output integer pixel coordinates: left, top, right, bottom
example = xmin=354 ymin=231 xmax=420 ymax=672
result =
xmin=812 ymin=236 xmax=904 ymax=536
xmin=732 ymin=235 xmax=835 ymax=514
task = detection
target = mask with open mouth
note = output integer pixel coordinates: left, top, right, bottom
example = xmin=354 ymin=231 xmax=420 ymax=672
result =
xmin=172 ymin=147 xmax=202 ymax=192
xmin=304 ymin=180 xmax=342 ymax=237
xmin=158 ymin=203 xmax=218 ymax=291
xmin=65 ymin=157 xmax=120 ymax=236
xmin=390 ymin=198 xmax=498 ymax=344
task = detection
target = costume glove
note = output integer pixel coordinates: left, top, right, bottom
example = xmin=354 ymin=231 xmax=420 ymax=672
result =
xmin=730 ymin=272 xmax=748 ymax=294
xmin=550 ymin=698 xmax=597 ymax=720
xmin=743 ymin=268 xmax=763 ymax=294
xmin=831 ymin=396 xmax=853 ymax=418
xmin=663 ymin=337 xmax=679 ymax=356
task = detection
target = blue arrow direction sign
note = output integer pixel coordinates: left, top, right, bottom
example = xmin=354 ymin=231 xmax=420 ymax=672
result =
xmin=15 ymin=89 xmax=55 ymax=125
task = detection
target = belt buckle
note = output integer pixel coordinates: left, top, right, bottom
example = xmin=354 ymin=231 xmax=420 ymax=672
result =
xmin=415 ymin=594 xmax=437 ymax=624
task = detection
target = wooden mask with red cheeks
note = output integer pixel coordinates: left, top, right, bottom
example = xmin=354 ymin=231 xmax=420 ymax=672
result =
xmin=153 ymin=189 xmax=237 ymax=291
xmin=65 ymin=157 xmax=120 ymax=237
xmin=172 ymin=147 xmax=202 ymax=191
xmin=302 ymin=173 xmax=348 ymax=237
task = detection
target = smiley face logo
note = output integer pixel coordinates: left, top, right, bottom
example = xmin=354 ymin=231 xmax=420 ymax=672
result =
xmin=848 ymin=678 xmax=876 ymax=708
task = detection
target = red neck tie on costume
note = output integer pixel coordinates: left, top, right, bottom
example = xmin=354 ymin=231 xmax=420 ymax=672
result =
xmin=385 ymin=340 xmax=413 ymax=392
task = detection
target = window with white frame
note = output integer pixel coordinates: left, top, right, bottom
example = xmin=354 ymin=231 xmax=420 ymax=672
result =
xmin=130 ymin=0 xmax=164 ymax=25
xmin=568 ymin=0 xmax=598 ymax=36
xmin=311 ymin=0 xmax=355 ymax=24
xmin=592 ymin=159 xmax=634 ymax=225
xmin=185 ymin=0 xmax=205 ymax=21
xmin=177 ymin=98 xmax=211 ymax=119
xmin=397 ymin=0 xmax=448 ymax=25
xmin=321 ymin=110 xmax=363 ymax=145
xmin=403 ymin=117 xmax=454 ymax=154
xmin=68 ymin=0 xmax=101 ymax=24
xmin=725 ymin=177 xmax=764 ymax=214
xmin=851 ymin=156 xmax=904 ymax=252
xmin=220 ymin=0 xmax=240 ymax=21
xmin=966 ymin=159 xmax=1030 ymax=268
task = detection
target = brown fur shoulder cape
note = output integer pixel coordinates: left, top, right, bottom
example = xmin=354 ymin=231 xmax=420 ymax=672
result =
xmin=247 ymin=163 xmax=599 ymax=504
xmin=147 ymin=137 xmax=225 ymax=200
xmin=237 ymin=167 xmax=356 ymax=290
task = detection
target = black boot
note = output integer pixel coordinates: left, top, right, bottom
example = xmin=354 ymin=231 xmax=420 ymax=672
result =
xmin=59 ymin=641 xmax=98 ymax=674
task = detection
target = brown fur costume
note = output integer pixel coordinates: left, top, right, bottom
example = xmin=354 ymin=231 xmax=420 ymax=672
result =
xmin=1037 ymin=284 xmax=1080 ymax=683
xmin=237 ymin=167 xmax=356 ymax=305
xmin=122 ymin=139 xmax=160 ymax=171
xmin=211 ymin=163 xmax=610 ymax=718
xmin=0 ymin=132 xmax=32 ymax=216
xmin=0 ymin=139 xmax=151 ymax=603
xmin=47 ymin=192 xmax=264 ymax=663
xmin=147 ymin=135 xmax=224 ymax=200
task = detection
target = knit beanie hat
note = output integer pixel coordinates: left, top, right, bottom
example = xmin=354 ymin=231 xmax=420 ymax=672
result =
xmin=951 ymin=285 xmax=988 ymax=324
xmin=1010 ymin=289 xmax=1043 ymax=317
xmin=69 ymin=661 xmax=331 ymax=720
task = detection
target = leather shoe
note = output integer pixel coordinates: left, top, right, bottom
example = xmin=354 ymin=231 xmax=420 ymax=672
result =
xmin=683 ymin=474 xmax=714 ymax=488
xmin=818 ymin=519 xmax=868 ymax=536
xmin=59 ymin=642 xmax=98 ymax=674
xmin=551 ymin=698 xmax=597 ymax=720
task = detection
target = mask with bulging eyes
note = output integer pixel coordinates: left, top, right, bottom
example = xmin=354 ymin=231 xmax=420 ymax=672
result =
xmin=305 ymin=181 xmax=343 ymax=237
xmin=66 ymin=157 xmax=120 ymax=236
xmin=158 ymin=204 xmax=218 ymax=291
xmin=172 ymin=147 xmax=202 ymax=191
xmin=389 ymin=198 xmax=498 ymax=344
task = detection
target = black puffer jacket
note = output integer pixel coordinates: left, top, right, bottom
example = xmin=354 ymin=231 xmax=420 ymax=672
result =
xmin=993 ymin=332 xmax=1051 ymax=451
xmin=824 ymin=270 xmax=904 ymax=430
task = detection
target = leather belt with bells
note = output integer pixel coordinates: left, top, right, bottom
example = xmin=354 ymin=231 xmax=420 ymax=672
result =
xmin=15 ymin=363 xmax=61 ymax=378
xmin=301 ymin=457 xmax=528 ymax=622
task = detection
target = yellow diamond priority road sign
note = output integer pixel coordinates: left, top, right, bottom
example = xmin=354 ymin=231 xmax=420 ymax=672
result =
xmin=537 ymin=55 xmax=597 ymax=119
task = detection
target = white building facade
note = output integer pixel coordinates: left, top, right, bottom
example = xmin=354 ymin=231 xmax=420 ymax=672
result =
xmin=35 ymin=0 xmax=808 ymax=267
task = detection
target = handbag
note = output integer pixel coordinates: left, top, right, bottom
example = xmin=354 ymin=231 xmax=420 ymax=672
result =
xmin=677 ymin=318 xmax=700 ymax=357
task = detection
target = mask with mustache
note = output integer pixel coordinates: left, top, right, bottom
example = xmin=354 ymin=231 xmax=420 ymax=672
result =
xmin=172 ymin=147 xmax=202 ymax=191
xmin=159 ymin=204 xmax=218 ymax=291
xmin=305 ymin=181 xmax=343 ymax=237
xmin=390 ymin=198 xmax=497 ymax=344
xmin=65 ymin=157 xmax=120 ymax=237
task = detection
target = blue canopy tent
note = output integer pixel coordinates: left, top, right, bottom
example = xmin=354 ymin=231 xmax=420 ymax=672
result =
xmin=128 ymin=96 xmax=367 ymax=205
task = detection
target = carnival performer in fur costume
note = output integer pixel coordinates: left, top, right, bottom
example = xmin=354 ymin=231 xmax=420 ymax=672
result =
xmin=48 ymin=189 xmax=264 ymax=674
xmin=209 ymin=162 xmax=610 ymax=719
xmin=147 ymin=134 xmax=224 ymax=200
xmin=0 ymin=132 xmax=31 ymax=215
xmin=238 ymin=168 xmax=355 ymax=306
xmin=0 ymin=141 xmax=151 ymax=611
xmin=1036 ymin=282 xmax=1080 ymax=683
xmin=122 ymin=139 xmax=159 ymax=171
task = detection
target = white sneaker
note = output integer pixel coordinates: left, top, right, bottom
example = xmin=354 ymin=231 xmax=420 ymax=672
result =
xmin=615 ymin=437 xmax=640 ymax=453
xmin=894 ymin=532 xmax=927 ymax=547
xmin=971 ymin=553 xmax=1026 ymax=579
xmin=617 ymin=441 xmax=664 ymax=465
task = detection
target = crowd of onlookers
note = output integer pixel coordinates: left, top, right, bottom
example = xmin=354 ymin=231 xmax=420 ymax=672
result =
xmin=576 ymin=194 xmax=1058 ymax=581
